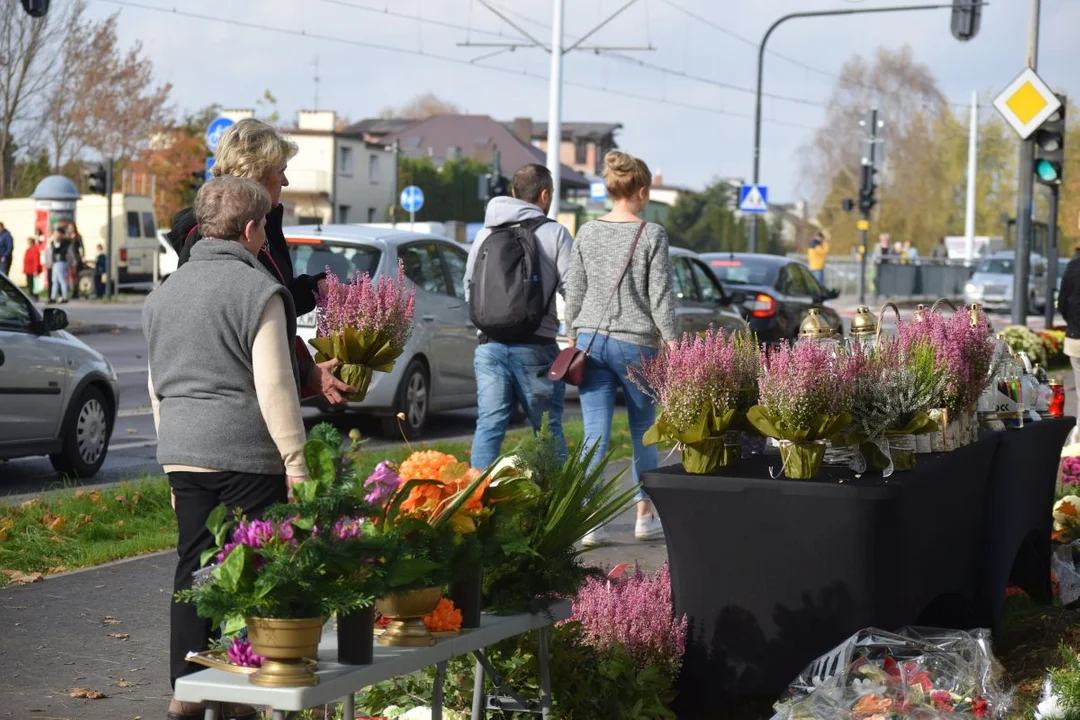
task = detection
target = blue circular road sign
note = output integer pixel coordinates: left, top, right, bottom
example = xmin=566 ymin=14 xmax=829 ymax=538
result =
xmin=400 ymin=185 xmax=425 ymax=213
xmin=206 ymin=117 xmax=235 ymax=154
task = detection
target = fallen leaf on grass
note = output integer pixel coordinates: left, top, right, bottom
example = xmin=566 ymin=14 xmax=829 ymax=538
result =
xmin=47 ymin=566 xmax=67 ymax=574
xmin=114 ymin=495 xmax=127 ymax=504
xmin=131 ymin=493 xmax=141 ymax=505
xmin=70 ymin=687 xmax=107 ymax=699
xmin=102 ymin=616 xmax=122 ymax=626
xmin=115 ymin=520 xmax=125 ymax=528
xmin=115 ymin=679 xmax=133 ymax=688
xmin=74 ymin=489 xmax=85 ymax=498
xmin=20 ymin=498 xmax=40 ymax=509
xmin=2 ymin=570 xmax=44 ymax=584
xmin=88 ymin=490 xmax=102 ymax=504
xmin=106 ymin=632 xmax=129 ymax=640
xmin=47 ymin=515 xmax=67 ymax=532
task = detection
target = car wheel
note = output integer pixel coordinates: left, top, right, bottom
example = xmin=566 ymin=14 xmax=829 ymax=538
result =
xmin=380 ymin=359 xmax=429 ymax=440
xmin=76 ymin=271 xmax=95 ymax=299
xmin=49 ymin=386 xmax=111 ymax=478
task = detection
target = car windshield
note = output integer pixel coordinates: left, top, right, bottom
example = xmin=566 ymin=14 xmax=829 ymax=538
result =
xmin=706 ymin=257 xmax=777 ymax=286
xmin=288 ymin=240 xmax=382 ymax=282
xmin=977 ymin=258 xmax=1014 ymax=275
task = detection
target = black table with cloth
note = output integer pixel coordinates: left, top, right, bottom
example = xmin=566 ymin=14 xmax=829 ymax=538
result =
xmin=642 ymin=418 xmax=1072 ymax=715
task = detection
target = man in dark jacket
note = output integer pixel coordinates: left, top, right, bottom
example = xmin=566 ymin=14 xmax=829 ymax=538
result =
xmin=1057 ymin=242 xmax=1080 ymax=425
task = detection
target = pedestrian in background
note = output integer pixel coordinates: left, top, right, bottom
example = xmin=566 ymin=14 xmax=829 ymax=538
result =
xmin=1057 ymin=239 xmax=1080 ymax=428
xmin=807 ymin=231 xmax=829 ymax=284
xmin=22 ymin=237 xmax=40 ymax=298
xmin=465 ymin=163 xmax=572 ymax=470
xmin=94 ymin=243 xmax=107 ymax=298
xmin=931 ymin=236 xmax=949 ymax=260
xmin=40 ymin=229 xmax=53 ymax=296
xmin=67 ymin=223 xmax=84 ymax=299
xmin=145 ymin=176 xmax=303 ymax=720
xmin=0 ymin=221 xmax=12 ymax=277
xmin=565 ymin=150 xmax=675 ymax=546
xmin=168 ymin=118 xmax=350 ymax=407
xmin=871 ymin=233 xmax=892 ymax=298
xmin=48 ymin=226 xmax=70 ymax=303
xmin=902 ymin=240 xmax=920 ymax=266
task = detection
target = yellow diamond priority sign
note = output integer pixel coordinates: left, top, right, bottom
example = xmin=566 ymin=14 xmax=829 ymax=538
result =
xmin=993 ymin=67 xmax=1062 ymax=140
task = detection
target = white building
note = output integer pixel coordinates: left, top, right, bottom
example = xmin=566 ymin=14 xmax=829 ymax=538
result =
xmin=276 ymin=111 xmax=397 ymax=225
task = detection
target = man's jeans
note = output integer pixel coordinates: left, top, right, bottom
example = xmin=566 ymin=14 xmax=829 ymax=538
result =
xmin=812 ymin=269 xmax=825 ymax=284
xmin=471 ymin=342 xmax=567 ymax=471
xmin=576 ymin=333 xmax=659 ymax=502
xmin=51 ymin=261 xmax=69 ymax=301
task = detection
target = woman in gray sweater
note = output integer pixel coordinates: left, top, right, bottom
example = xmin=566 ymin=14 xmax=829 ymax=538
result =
xmin=564 ymin=151 xmax=677 ymax=546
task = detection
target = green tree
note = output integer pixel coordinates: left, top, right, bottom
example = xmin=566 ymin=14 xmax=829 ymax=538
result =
xmin=665 ymin=181 xmax=748 ymax=253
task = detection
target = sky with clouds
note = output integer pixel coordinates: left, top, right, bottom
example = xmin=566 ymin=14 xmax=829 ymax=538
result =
xmin=85 ymin=0 xmax=1080 ymax=204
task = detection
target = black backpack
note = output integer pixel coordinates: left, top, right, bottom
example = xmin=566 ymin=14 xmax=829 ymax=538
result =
xmin=469 ymin=216 xmax=555 ymax=343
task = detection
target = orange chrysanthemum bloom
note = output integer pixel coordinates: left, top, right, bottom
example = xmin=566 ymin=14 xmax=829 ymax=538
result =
xmin=399 ymin=450 xmax=458 ymax=482
xmin=423 ymin=598 xmax=463 ymax=632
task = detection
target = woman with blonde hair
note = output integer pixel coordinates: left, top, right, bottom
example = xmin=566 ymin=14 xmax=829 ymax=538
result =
xmin=167 ymin=118 xmax=351 ymax=405
xmin=564 ymin=150 xmax=676 ymax=546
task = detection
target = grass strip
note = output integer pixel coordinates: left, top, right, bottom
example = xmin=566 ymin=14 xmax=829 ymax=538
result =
xmin=0 ymin=416 xmax=642 ymax=585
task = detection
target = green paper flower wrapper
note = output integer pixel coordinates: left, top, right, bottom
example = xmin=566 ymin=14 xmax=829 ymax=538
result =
xmin=644 ymin=404 xmax=740 ymax=475
xmin=309 ymin=330 xmax=404 ymax=402
xmin=861 ymin=412 xmax=939 ymax=473
xmin=746 ymin=406 xmax=853 ymax=480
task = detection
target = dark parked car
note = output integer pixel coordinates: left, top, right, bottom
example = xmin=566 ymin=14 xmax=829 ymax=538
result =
xmin=700 ymin=253 xmax=842 ymax=343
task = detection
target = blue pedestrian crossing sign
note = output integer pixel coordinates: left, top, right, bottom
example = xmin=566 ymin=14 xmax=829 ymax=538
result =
xmin=205 ymin=117 xmax=234 ymax=154
xmin=205 ymin=156 xmax=215 ymax=179
xmin=739 ymin=184 xmax=769 ymax=214
xmin=400 ymin=185 xmax=425 ymax=213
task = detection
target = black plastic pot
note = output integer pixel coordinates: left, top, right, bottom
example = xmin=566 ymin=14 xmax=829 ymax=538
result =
xmin=336 ymin=604 xmax=375 ymax=664
xmin=449 ymin=571 xmax=483 ymax=629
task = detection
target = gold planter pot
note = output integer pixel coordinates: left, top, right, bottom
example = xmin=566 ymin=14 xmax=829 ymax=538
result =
xmin=375 ymin=587 xmax=442 ymax=647
xmin=245 ymin=617 xmax=324 ymax=687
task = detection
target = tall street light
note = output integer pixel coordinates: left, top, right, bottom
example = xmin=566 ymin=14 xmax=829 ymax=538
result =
xmin=748 ymin=3 xmax=973 ymax=252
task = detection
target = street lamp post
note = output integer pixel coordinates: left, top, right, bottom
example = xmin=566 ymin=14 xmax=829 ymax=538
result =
xmin=749 ymin=3 xmax=964 ymax=253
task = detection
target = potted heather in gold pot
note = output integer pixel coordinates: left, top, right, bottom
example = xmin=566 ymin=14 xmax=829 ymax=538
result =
xmin=630 ymin=328 xmax=759 ymax=474
xmin=747 ymin=341 xmax=855 ymax=480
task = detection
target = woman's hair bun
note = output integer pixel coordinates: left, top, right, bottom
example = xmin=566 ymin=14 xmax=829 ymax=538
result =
xmin=602 ymin=150 xmax=652 ymax=201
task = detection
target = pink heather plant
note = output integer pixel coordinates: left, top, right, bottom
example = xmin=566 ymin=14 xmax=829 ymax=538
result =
xmin=316 ymin=260 xmax=416 ymax=352
xmin=216 ymin=518 xmax=297 ymax=565
xmin=332 ymin=517 xmax=366 ymax=540
xmin=757 ymin=341 xmax=857 ymax=433
xmin=1063 ymin=456 xmax=1080 ymax=488
xmin=568 ymin=563 xmax=688 ymax=678
xmin=897 ymin=308 xmax=994 ymax=413
xmin=629 ymin=329 xmax=759 ymax=432
xmin=363 ymin=461 xmax=402 ymax=508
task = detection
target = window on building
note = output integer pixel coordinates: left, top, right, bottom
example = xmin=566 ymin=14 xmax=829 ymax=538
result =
xmin=368 ymin=154 xmax=380 ymax=183
xmin=574 ymin=138 xmax=588 ymax=165
xmin=338 ymin=205 xmax=351 ymax=223
xmin=339 ymin=146 xmax=354 ymax=176
xmin=126 ymin=211 xmax=140 ymax=238
xmin=367 ymin=207 xmax=377 ymax=222
xmin=141 ymin=212 xmax=156 ymax=238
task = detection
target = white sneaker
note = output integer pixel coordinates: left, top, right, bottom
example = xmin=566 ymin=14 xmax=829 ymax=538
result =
xmin=635 ymin=513 xmax=664 ymax=541
xmin=582 ymin=525 xmax=613 ymax=547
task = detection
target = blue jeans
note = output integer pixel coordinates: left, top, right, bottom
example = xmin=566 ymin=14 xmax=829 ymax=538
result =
xmin=812 ymin=269 xmax=825 ymax=284
xmin=51 ymin=261 xmax=69 ymax=301
xmin=471 ymin=342 xmax=567 ymax=471
xmin=576 ymin=333 xmax=658 ymax=502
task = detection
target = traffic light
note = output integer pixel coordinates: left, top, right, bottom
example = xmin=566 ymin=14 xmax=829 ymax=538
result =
xmin=951 ymin=0 xmax=981 ymax=42
xmin=85 ymin=165 xmax=107 ymax=195
xmin=477 ymin=173 xmax=510 ymax=201
xmin=858 ymin=164 xmax=879 ymax=215
xmin=491 ymin=174 xmax=510 ymax=198
xmin=1034 ymin=94 xmax=1066 ymax=186
xmin=20 ymin=0 xmax=49 ymax=18
xmin=841 ymin=198 xmax=855 ymax=213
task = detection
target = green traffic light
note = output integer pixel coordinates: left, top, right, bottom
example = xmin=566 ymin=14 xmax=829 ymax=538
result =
xmin=1036 ymin=159 xmax=1060 ymax=184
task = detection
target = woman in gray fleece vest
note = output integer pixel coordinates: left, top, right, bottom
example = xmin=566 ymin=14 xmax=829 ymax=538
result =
xmin=564 ymin=151 xmax=677 ymax=548
xmin=144 ymin=177 xmax=308 ymax=720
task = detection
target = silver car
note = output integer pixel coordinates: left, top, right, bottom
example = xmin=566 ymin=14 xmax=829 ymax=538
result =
xmin=964 ymin=251 xmax=1049 ymax=313
xmin=0 ymin=272 xmax=119 ymax=476
xmin=286 ymin=224 xmax=477 ymax=439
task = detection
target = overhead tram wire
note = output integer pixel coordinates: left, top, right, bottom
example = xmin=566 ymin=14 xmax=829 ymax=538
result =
xmin=91 ymin=0 xmax=821 ymax=132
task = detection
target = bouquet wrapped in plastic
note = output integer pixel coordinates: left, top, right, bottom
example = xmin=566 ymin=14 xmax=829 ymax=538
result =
xmin=630 ymin=328 xmax=758 ymax=473
xmin=311 ymin=262 xmax=415 ymax=401
xmin=772 ymin=627 xmax=1010 ymax=719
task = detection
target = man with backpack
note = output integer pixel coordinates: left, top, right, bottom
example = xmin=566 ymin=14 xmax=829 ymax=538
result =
xmin=465 ymin=164 xmax=572 ymax=471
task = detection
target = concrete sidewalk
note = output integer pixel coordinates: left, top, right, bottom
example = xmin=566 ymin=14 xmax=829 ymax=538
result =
xmin=0 ymin=460 xmax=667 ymax=720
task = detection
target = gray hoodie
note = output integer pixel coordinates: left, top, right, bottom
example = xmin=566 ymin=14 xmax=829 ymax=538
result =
xmin=465 ymin=197 xmax=573 ymax=341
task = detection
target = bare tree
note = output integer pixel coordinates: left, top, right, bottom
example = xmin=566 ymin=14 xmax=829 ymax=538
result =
xmin=44 ymin=0 xmax=91 ymax=173
xmin=0 ymin=3 xmax=65 ymax=197
xmin=379 ymin=92 xmax=459 ymax=120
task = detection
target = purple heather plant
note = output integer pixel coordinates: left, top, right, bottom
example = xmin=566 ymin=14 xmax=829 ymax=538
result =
xmin=896 ymin=308 xmax=994 ymax=413
xmin=216 ymin=518 xmax=297 ymax=565
xmin=757 ymin=341 xmax=857 ymax=432
xmin=332 ymin=517 xmax=366 ymax=540
xmin=226 ymin=637 xmax=264 ymax=668
xmin=363 ymin=461 xmax=403 ymax=508
xmin=1063 ymin=456 xmax=1080 ymax=488
xmin=629 ymin=328 xmax=759 ymax=432
xmin=568 ymin=563 xmax=688 ymax=678
xmin=315 ymin=260 xmax=416 ymax=352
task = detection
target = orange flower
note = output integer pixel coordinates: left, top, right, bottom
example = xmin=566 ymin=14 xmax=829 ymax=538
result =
xmin=852 ymin=694 xmax=891 ymax=718
xmin=423 ymin=598 xmax=462 ymax=632
xmin=399 ymin=451 xmax=458 ymax=482
xmin=399 ymin=482 xmax=446 ymax=514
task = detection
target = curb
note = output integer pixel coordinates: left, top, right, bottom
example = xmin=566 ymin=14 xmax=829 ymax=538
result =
xmin=68 ymin=323 xmax=123 ymax=336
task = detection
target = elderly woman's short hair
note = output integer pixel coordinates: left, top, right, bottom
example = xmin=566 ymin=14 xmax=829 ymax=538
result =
xmin=194 ymin=177 xmax=272 ymax=241
xmin=211 ymin=118 xmax=298 ymax=182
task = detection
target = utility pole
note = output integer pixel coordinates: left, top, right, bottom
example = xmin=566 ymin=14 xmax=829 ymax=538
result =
xmin=546 ymin=0 xmax=564 ymax=220
xmin=1011 ymin=0 xmax=1040 ymax=325
xmin=857 ymin=109 xmax=882 ymax=306
xmin=964 ymin=91 xmax=978 ymax=263
xmin=390 ymin=139 xmax=400 ymax=228
xmin=105 ymin=159 xmax=114 ymax=299
xmin=1045 ymin=184 xmax=1059 ymax=327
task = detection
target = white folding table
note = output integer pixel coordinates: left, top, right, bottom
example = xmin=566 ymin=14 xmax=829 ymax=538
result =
xmin=174 ymin=600 xmax=570 ymax=720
